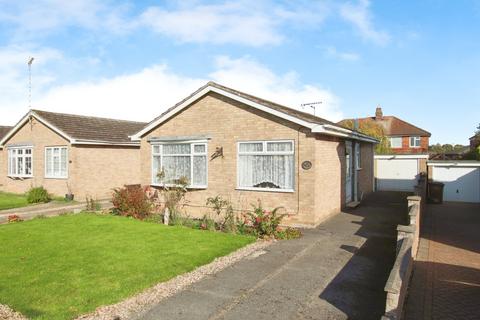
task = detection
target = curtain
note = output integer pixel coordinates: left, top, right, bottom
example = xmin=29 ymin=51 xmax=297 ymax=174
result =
xmin=60 ymin=148 xmax=67 ymax=176
xmin=239 ymin=154 xmax=294 ymax=189
xmin=193 ymin=156 xmax=207 ymax=186
xmin=162 ymin=155 xmax=191 ymax=184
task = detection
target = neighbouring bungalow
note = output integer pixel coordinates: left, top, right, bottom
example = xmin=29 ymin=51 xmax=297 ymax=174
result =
xmin=131 ymin=82 xmax=378 ymax=227
xmin=0 ymin=110 xmax=146 ymax=199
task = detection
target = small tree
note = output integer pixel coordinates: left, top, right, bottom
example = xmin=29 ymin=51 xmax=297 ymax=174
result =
xmin=341 ymin=119 xmax=392 ymax=154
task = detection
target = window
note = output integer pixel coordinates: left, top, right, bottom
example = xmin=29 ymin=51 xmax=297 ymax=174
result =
xmin=8 ymin=147 xmax=33 ymax=177
xmin=409 ymin=136 xmax=421 ymax=148
xmin=390 ymin=137 xmax=402 ymax=148
xmin=152 ymin=142 xmax=207 ymax=188
xmin=237 ymin=140 xmax=294 ymax=191
xmin=355 ymin=143 xmax=361 ymax=169
xmin=45 ymin=147 xmax=68 ymax=178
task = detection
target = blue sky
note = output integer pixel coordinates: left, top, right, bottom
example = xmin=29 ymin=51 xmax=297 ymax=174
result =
xmin=0 ymin=0 xmax=479 ymax=144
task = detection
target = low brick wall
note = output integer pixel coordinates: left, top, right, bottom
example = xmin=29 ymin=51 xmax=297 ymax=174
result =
xmin=382 ymin=178 xmax=425 ymax=320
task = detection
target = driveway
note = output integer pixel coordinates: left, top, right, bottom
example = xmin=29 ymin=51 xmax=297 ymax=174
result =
xmin=404 ymin=201 xmax=480 ymax=320
xmin=135 ymin=192 xmax=407 ymax=320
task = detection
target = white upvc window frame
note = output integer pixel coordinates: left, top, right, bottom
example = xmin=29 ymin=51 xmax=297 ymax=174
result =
xmin=236 ymin=140 xmax=295 ymax=193
xmin=151 ymin=140 xmax=208 ymax=189
xmin=389 ymin=137 xmax=402 ymax=149
xmin=7 ymin=146 xmax=33 ymax=178
xmin=409 ymin=136 xmax=421 ymax=148
xmin=45 ymin=146 xmax=68 ymax=179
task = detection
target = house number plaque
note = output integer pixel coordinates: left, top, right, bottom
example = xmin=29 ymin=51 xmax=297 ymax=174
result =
xmin=302 ymin=161 xmax=312 ymax=170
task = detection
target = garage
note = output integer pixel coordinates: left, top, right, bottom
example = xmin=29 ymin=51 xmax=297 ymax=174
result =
xmin=429 ymin=162 xmax=480 ymax=203
xmin=375 ymin=155 xmax=427 ymax=192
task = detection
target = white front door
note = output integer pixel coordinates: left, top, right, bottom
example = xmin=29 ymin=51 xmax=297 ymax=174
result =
xmin=346 ymin=141 xmax=353 ymax=203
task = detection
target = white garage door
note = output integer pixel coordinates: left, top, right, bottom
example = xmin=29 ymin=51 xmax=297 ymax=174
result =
xmin=376 ymin=158 xmax=419 ymax=191
xmin=432 ymin=166 xmax=480 ymax=203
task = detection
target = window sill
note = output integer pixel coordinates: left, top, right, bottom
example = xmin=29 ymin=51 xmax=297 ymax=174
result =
xmin=151 ymin=183 xmax=207 ymax=190
xmin=45 ymin=176 xmax=68 ymax=180
xmin=7 ymin=175 xmax=33 ymax=179
xmin=236 ymin=187 xmax=295 ymax=193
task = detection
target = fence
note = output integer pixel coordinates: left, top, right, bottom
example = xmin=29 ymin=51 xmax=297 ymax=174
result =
xmin=382 ymin=176 xmax=426 ymax=319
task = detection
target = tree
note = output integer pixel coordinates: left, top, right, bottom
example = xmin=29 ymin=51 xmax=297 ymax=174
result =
xmin=476 ymin=123 xmax=480 ymax=135
xmin=341 ymin=119 xmax=392 ymax=154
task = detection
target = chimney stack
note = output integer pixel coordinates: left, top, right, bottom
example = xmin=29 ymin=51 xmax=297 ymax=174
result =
xmin=375 ymin=106 xmax=383 ymax=120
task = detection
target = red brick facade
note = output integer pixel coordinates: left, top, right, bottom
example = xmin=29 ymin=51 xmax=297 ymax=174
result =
xmin=390 ymin=136 xmax=429 ymax=154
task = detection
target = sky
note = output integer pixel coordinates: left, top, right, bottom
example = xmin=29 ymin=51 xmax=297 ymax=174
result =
xmin=0 ymin=0 xmax=479 ymax=144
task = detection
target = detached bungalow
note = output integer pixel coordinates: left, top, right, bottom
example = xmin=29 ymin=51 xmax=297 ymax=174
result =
xmin=132 ymin=82 xmax=378 ymax=226
xmin=0 ymin=110 xmax=146 ymax=199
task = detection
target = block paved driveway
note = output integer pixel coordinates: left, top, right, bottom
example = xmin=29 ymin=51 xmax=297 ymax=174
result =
xmin=135 ymin=192 xmax=408 ymax=320
xmin=404 ymin=201 xmax=480 ymax=320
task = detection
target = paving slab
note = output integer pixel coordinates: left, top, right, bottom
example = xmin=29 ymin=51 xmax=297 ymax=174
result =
xmin=404 ymin=201 xmax=480 ymax=320
xmin=135 ymin=191 xmax=408 ymax=320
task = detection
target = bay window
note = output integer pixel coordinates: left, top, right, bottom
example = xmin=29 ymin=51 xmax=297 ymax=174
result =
xmin=237 ymin=140 xmax=294 ymax=191
xmin=152 ymin=142 xmax=207 ymax=188
xmin=45 ymin=147 xmax=68 ymax=178
xmin=8 ymin=147 xmax=33 ymax=177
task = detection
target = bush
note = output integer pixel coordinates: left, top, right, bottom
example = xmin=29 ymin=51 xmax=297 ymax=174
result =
xmin=7 ymin=214 xmax=23 ymax=223
xmin=206 ymin=196 xmax=236 ymax=233
xmin=275 ymin=227 xmax=302 ymax=240
xmin=26 ymin=186 xmax=51 ymax=204
xmin=85 ymin=196 xmax=101 ymax=211
xmin=112 ymin=186 xmax=153 ymax=220
xmin=244 ymin=201 xmax=287 ymax=239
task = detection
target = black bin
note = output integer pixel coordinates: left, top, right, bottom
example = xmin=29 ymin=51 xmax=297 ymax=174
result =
xmin=428 ymin=181 xmax=444 ymax=204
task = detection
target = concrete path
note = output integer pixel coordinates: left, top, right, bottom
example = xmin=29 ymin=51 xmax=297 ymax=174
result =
xmin=0 ymin=200 xmax=111 ymax=223
xmin=136 ymin=192 xmax=408 ymax=320
xmin=404 ymin=202 xmax=480 ymax=320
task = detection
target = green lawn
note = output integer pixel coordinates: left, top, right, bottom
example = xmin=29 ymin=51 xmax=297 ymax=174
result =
xmin=0 ymin=214 xmax=255 ymax=320
xmin=0 ymin=191 xmax=29 ymax=210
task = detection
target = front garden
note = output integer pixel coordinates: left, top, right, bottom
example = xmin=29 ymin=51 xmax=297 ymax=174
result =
xmin=0 ymin=187 xmax=72 ymax=211
xmin=0 ymin=213 xmax=255 ymax=319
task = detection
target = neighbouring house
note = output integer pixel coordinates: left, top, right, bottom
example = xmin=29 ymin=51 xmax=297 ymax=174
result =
xmin=0 ymin=110 xmax=146 ymax=199
xmin=131 ymin=82 xmax=378 ymax=227
xmin=340 ymin=107 xmax=431 ymax=192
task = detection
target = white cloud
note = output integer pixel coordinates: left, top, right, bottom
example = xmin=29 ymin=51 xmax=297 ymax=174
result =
xmin=325 ymin=46 xmax=360 ymax=61
xmin=139 ymin=1 xmax=330 ymax=46
xmin=0 ymin=55 xmax=343 ymax=126
xmin=339 ymin=0 xmax=390 ymax=45
xmin=0 ymin=0 xmax=133 ymax=36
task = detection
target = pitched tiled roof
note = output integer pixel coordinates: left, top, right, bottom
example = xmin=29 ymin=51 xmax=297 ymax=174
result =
xmin=141 ymin=81 xmax=336 ymax=133
xmin=32 ymin=110 xmax=147 ymax=144
xmin=0 ymin=126 xmax=12 ymax=140
xmin=339 ymin=116 xmax=431 ymax=137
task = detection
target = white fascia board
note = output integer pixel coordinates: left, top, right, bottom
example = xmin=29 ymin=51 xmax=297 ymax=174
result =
xmin=312 ymin=124 xmax=379 ymax=143
xmin=427 ymin=161 xmax=480 ymax=167
xmin=375 ymin=154 xmax=430 ymax=159
xmin=0 ymin=111 xmax=74 ymax=147
xmin=131 ymin=85 xmax=316 ymax=140
xmin=71 ymin=139 xmax=140 ymax=146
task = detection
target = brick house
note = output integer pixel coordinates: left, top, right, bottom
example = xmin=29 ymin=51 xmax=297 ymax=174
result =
xmin=345 ymin=107 xmax=431 ymax=154
xmin=0 ymin=110 xmax=146 ymax=199
xmin=340 ymin=107 xmax=431 ymax=192
xmin=131 ymin=82 xmax=377 ymax=227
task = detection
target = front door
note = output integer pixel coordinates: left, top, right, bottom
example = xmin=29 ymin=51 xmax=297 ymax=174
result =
xmin=346 ymin=141 xmax=353 ymax=203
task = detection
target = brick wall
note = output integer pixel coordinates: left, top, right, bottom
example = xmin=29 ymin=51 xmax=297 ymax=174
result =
xmin=390 ymin=136 xmax=429 ymax=154
xmin=0 ymin=118 xmax=141 ymax=200
xmin=140 ymin=92 xmax=376 ymax=226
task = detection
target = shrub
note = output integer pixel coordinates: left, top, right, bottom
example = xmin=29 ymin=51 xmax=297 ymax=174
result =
xmin=26 ymin=186 xmax=51 ymax=204
xmin=275 ymin=227 xmax=302 ymax=240
xmin=85 ymin=196 xmax=101 ymax=211
xmin=245 ymin=201 xmax=287 ymax=239
xmin=7 ymin=215 xmax=23 ymax=223
xmin=112 ymin=186 xmax=153 ymax=220
xmin=206 ymin=196 xmax=236 ymax=233
xmin=200 ymin=214 xmax=216 ymax=231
